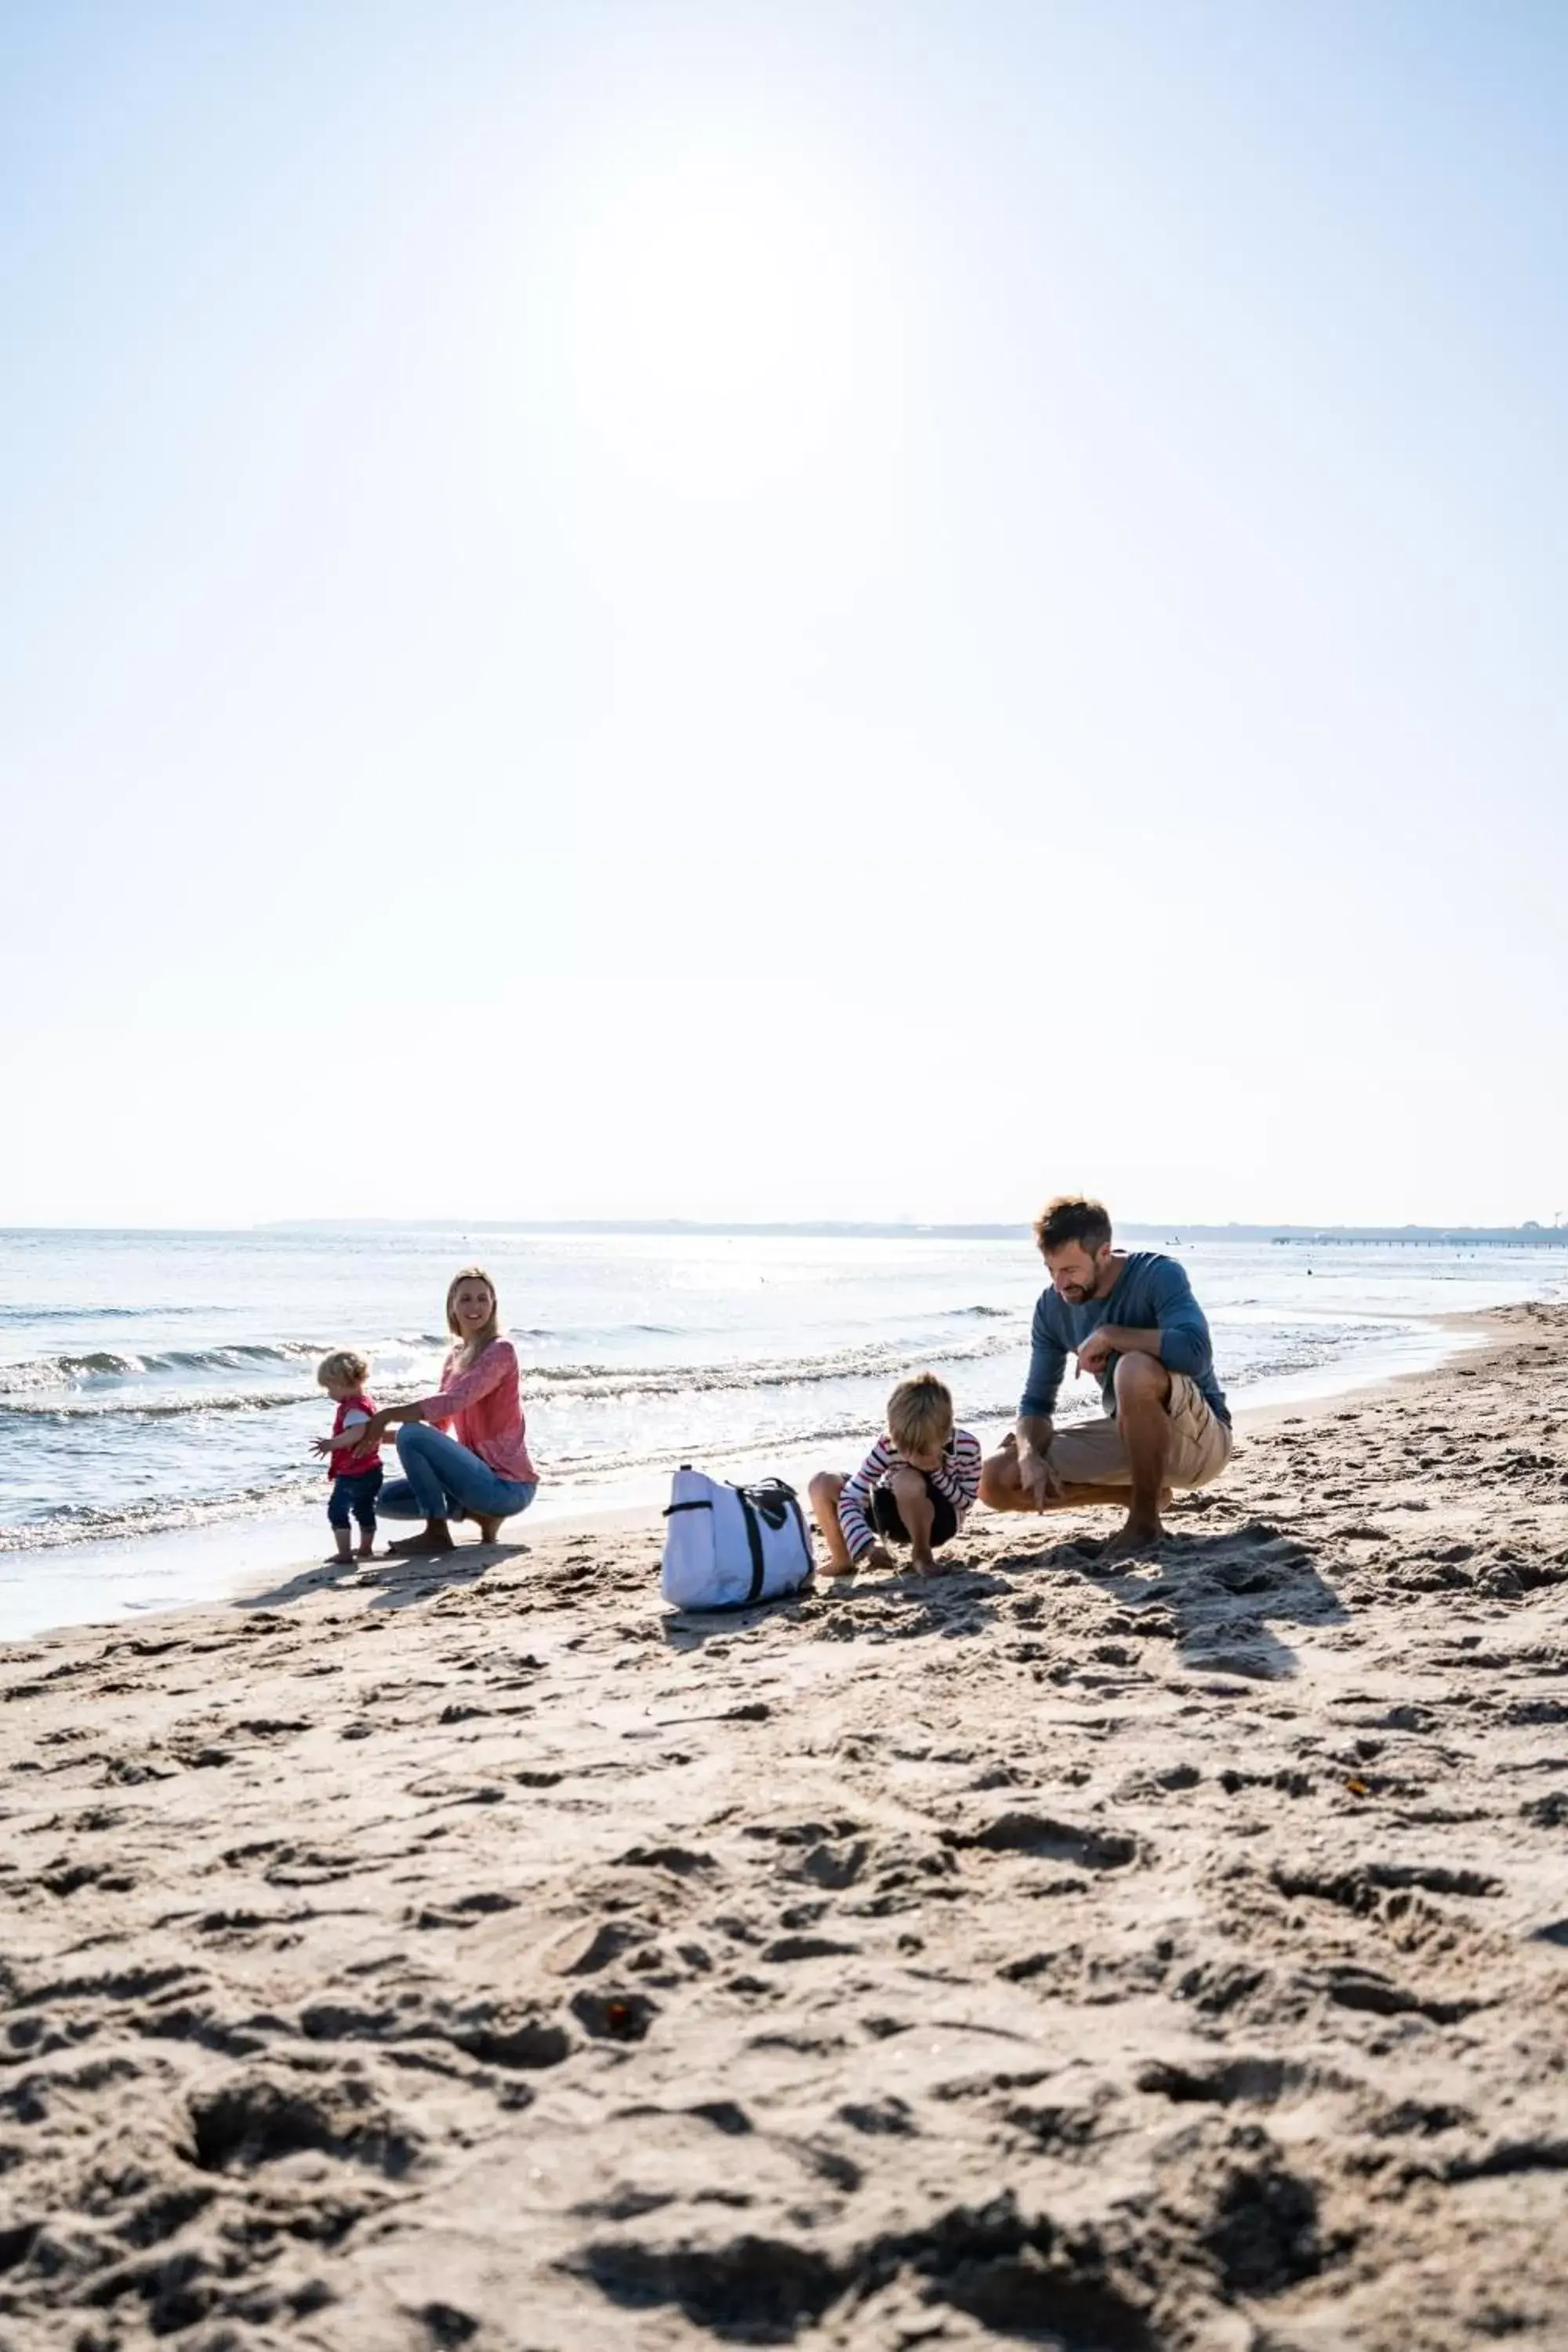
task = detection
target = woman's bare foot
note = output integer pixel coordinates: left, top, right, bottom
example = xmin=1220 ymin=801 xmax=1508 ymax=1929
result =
xmin=387 ymin=1523 xmax=456 ymax=1556
xmin=474 ymin=1515 xmax=503 ymax=1545
xmin=909 ymin=1548 xmax=942 ymax=1576
xmin=355 ymin=1544 xmax=376 ymax=1560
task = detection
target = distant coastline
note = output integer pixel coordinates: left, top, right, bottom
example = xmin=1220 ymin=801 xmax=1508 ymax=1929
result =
xmin=2 ymin=1218 xmax=1563 ymax=1247
xmin=260 ymin=1218 xmax=1568 ymax=1246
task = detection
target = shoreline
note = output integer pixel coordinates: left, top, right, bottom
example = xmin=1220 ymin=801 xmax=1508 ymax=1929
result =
xmin=0 ymin=1305 xmax=1564 ymax=2347
xmin=0 ymin=1309 xmax=1494 ymax=1647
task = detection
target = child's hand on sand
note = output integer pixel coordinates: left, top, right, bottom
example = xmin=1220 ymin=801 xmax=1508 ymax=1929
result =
xmin=861 ymin=1541 xmax=894 ymax=1571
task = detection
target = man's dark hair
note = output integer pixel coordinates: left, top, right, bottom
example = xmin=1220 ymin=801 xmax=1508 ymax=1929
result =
xmin=1033 ymin=1196 xmax=1112 ymax=1257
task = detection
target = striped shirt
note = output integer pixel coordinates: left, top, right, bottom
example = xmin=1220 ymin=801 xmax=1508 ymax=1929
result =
xmin=838 ymin=1428 xmax=983 ymax=1559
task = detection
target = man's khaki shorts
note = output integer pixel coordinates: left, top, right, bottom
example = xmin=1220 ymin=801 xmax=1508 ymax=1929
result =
xmin=1046 ymin=1374 xmax=1233 ymax=1490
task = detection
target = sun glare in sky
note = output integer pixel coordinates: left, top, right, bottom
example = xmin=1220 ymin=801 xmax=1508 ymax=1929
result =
xmin=582 ymin=172 xmax=842 ymax=448
xmin=543 ymin=86 xmax=897 ymax=510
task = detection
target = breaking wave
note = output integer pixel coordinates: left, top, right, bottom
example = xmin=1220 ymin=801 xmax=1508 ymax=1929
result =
xmin=521 ymin=1327 xmax=1024 ymax=1401
xmin=0 ymin=1341 xmax=322 ymax=1399
xmin=0 ymin=1392 xmax=306 ymax=1424
xmin=0 ymin=1303 xmax=205 ymax=1325
xmin=0 ymin=1476 xmax=320 ymax=1555
xmin=0 ymin=1323 xmax=1027 ymax=1414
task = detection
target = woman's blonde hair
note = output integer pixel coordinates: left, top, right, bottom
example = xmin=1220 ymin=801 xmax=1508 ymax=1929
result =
xmin=445 ymin=1265 xmax=500 ymax=1355
xmin=887 ymin=1372 xmax=953 ymax=1457
xmin=317 ymin=1348 xmax=369 ymax=1389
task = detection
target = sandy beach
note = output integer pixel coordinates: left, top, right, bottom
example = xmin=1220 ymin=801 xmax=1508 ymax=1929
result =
xmin=2 ymin=1304 xmax=1566 ymax=2351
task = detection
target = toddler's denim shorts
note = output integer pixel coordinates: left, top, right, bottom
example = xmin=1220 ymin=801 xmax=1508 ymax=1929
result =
xmin=328 ymin=1466 xmax=384 ymax=1529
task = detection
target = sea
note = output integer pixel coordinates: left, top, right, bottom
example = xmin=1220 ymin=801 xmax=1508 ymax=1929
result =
xmin=2 ymin=1223 xmax=1566 ymax=1642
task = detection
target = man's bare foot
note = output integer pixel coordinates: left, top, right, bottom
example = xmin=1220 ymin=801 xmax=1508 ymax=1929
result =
xmin=474 ymin=1515 xmax=503 ymax=1545
xmin=387 ymin=1524 xmax=456 ymax=1556
xmin=1100 ymin=1515 xmax=1163 ymax=1563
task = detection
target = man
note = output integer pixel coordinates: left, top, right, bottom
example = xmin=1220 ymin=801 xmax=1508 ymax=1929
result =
xmin=979 ymin=1196 xmax=1232 ymax=1558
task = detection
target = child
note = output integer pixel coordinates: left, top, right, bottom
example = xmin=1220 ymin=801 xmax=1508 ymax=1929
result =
xmin=808 ymin=1373 xmax=982 ymax=1577
xmin=311 ymin=1349 xmax=383 ymax=1563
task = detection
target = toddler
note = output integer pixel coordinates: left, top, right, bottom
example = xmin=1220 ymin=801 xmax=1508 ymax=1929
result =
xmin=809 ymin=1373 xmax=982 ymax=1577
xmin=312 ymin=1348 xmax=383 ymax=1563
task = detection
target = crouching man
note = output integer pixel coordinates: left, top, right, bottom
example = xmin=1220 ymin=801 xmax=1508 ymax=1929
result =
xmin=980 ymin=1196 xmax=1232 ymax=1560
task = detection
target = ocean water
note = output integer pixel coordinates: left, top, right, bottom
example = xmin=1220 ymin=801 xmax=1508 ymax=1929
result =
xmin=2 ymin=1225 xmax=1566 ymax=1636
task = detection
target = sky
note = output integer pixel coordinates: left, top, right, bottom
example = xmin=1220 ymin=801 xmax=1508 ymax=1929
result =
xmin=2 ymin=0 xmax=1565 ymax=1230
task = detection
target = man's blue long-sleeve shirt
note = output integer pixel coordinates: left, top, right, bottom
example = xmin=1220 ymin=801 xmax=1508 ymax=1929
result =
xmin=1021 ymin=1251 xmax=1229 ymax=1428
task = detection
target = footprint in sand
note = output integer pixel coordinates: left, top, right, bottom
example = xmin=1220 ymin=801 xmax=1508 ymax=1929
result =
xmin=946 ymin=1813 xmax=1142 ymax=1871
xmin=187 ymin=2073 xmax=421 ymax=2180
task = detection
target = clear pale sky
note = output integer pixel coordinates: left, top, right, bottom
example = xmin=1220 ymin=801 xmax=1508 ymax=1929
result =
xmin=3 ymin=1 xmax=1564 ymax=1229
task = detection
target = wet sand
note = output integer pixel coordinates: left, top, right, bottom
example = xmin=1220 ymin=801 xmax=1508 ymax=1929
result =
xmin=2 ymin=1304 xmax=1566 ymax=2350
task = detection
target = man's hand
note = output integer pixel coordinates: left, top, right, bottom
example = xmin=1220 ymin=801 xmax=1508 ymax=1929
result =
xmin=1076 ymin=1328 xmax=1115 ymax=1381
xmin=1017 ymin=1446 xmax=1061 ymax=1509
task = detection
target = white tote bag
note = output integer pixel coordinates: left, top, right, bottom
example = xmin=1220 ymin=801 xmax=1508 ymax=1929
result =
xmin=660 ymin=1468 xmax=815 ymax=1611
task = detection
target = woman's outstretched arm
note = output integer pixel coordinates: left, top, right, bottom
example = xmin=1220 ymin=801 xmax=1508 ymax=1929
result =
xmin=356 ymin=1398 xmax=429 ymax=1446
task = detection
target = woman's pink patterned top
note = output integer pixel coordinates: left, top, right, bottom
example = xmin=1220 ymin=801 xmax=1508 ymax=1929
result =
xmin=418 ymin=1338 xmax=536 ymax=1484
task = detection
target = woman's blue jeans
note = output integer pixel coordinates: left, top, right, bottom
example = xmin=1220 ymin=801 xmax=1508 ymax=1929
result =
xmin=378 ymin=1422 xmax=537 ymax=1526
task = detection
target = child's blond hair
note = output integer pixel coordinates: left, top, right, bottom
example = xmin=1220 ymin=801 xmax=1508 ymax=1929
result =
xmin=317 ymin=1348 xmax=369 ymax=1390
xmin=887 ymin=1372 xmax=953 ymax=1457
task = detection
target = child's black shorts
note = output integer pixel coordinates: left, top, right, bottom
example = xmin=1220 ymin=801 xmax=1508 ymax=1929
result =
xmin=871 ymin=1474 xmax=957 ymax=1549
xmin=328 ymin=1467 xmax=383 ymax=1530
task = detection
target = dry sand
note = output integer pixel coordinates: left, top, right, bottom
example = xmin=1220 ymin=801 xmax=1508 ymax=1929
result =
xmin=2 ymin=1304 xmax=1567 ymax=2352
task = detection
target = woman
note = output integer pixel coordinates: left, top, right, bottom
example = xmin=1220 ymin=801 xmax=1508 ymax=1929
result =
xmin=361 ymin=1266 xmax=537 ymax=1555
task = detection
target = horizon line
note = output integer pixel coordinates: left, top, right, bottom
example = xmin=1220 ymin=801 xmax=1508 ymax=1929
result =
xmin=2 ymin=1218 xmax=1565 ymax=1244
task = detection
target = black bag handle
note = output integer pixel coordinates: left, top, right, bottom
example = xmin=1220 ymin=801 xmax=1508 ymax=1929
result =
xmin=736 ymin=1485 xmax=768 ymax=1604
